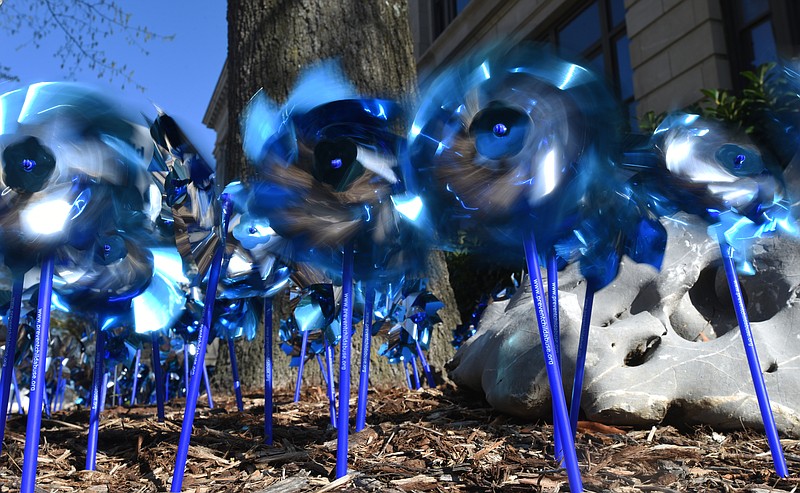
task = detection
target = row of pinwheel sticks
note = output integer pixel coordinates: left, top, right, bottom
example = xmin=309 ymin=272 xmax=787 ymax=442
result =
xmin=2 ymin=41 xmax=798 ymax=493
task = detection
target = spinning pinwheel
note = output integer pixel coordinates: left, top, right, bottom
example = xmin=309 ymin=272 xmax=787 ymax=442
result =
xmin=406 ymin=44 xmax=624 ymax=491
xmin=280 ymin=281 xmax=341 ymax=426
xmin=241 ymin=62 xmax=425 ymax=477
xmin=555 ymin=173 xmax=667 ymax=435
xmin=623 ymin=112 xmax=794 ymax=477
xmin=218 ymin=180 xmax=291 ymax=442
xmin=0 ymin=82 xmax=165 ymax=492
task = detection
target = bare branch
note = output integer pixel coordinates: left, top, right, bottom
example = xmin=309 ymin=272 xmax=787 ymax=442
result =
xmin=0 ymin=0 xmax=175 ymax=91
xmin=0 ymin=65 xmax=20 ymax=82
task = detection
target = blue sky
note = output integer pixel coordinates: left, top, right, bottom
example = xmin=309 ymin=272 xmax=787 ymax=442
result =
xmin=1 ymin=0 xmax=227 ymax=148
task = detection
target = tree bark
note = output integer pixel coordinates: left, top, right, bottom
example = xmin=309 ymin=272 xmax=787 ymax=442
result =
xmin=216 ymin=0 xmax=460 ymax=394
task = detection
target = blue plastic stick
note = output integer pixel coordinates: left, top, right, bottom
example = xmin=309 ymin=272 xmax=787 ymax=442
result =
xmin=335 ymin=243 xmax=355 ymax=479
xmin=415 ymin=339 xmax=435 ymax=388
xmin=100 ymin=374 xmax=108 ymax=411
xmin=20 ymin=254 xmax=55 ymax=493
xmin=355 ymin=282 xmax=376 ymax=432
xmin=263 ymin=298 xmax=274 ymax=445
xmin=324 ymin=341 xmax=337 ymax=428
xmin=570 ymin=284 xmax=595 ymax=435
xmin=100 ymin=373 xmax=109 ymax=413
xmin=131 ymin=349 xmax=141 ymax=406
xmin=522 ymin=234 xmax=583 ymax=492
xmin=150 ymin=331 xmax=166 ymax=422
xmin=546 ymin=252 xmax=564 ymax=462
xmin=86 ymin=322 xmax=106 ymax=470
xmin=12 ymin=370 xmax=23 ymax=415
xmin=546 ymin=252 xmax=561 ymax=363
xmin=183 ymin=344 xmax=190 ymax=396
xmin=170 ymin=238 xmax=226 ymax=492
xmin=317 ymin=354 xmax=328 ymax=384
xmin=403 ymin=361 xmax=412 ymax=389
xmin=227 ymin=338 xmax=243 ymax=412
xmin=294 ymin=331 xmax=309 ymax=402
xmin=410 ymin=356 xmax=421 ymax=390
xmin=202 ymin=360 xmax=214 ymax=409
xmin=0 ymin=275 xmax=23 ymax=453
xmin=51 ymin=358 xmax=63 ymax=414
xmin=720 ymin=243 xmax=788 ymax=477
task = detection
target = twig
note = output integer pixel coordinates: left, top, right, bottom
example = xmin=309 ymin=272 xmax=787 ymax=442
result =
xmin=312 ymin=473 xmax=358 ymax=493
xmin=379 ymin=431 xmax=395 ymax=456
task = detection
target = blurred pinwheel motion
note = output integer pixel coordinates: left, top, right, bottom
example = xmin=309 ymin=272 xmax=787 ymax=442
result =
xmin=241 ymin=61 xmax=428 ymax=477
xmin=405 ymin=43 xmax=627 ymax=490
xmin=0 ymin=81 xmax=298 ymax=492
xmin=279 ymin=281 xmax=341 ymax=427
xmin=0 ymin=82 xmax=192 ymax=485
xmin=51 ymin=234 xmax=185 ymax=469
xmin=620 ymin=112 xmax=795 ymax=477
xmin=376 ymin=280 xmax=442 ymax=390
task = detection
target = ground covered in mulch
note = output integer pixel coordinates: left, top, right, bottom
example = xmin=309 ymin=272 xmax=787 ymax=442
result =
xmin=0 ymin=385 xmax=798 ymax=492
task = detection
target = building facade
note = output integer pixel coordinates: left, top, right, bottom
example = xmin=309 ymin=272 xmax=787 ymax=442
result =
xmin=202 ymin=59 xmax=229 ymax=191
xmin=205 ymin=0 xmax=800 ymax=172
xmin=409 ymin=0 xmax=800 ymax=127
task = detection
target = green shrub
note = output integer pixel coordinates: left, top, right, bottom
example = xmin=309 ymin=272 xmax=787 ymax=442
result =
xmin=640 ymin=63 xmax=800 ymax=166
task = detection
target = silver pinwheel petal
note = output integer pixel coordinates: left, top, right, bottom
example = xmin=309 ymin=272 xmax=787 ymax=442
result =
xmin=149 ymin=111 xmax=220 ymax=286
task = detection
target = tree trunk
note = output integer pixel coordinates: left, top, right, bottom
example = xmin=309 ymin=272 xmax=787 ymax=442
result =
xmin=215 ymin=0 xmax=460 ymax=394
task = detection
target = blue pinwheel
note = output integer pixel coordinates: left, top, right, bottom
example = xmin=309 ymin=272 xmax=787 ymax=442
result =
xmin=241 ymin=62 xmax=427 ymax=476
xmin=405 ymin=43 xmax=624 ymax=490
xmin=0 ymin=82 xmax=167 ymax=489
xmin=279 ymin=281 xmax=341 ymax=426
xmin=377 ymin=280 xmax=442 ymax=389
xmin=622 ymin=113 xmax=794 ymax=477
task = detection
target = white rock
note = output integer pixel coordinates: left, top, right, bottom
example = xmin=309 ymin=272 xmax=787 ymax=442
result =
xmin=448 ymin=213 xmax=800 ymax=436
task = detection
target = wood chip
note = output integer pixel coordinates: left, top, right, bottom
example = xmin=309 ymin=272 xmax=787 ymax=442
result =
xmin=0 ymin=387 xmax=795 ymax=492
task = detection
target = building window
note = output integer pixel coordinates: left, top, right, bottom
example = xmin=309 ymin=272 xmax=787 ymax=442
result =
xmin=539 ymin=0 xmax=635 ymax=129
xmin=724 ymin=0 xmax=800 ymax=88
xmin=432 ymin=0 xmax=471 ymax=38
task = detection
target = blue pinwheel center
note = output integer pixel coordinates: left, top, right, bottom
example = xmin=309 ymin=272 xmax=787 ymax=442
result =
xmin=715 ymin=143 xmax=762 ymax=177
xmin=312 ymin=138 xmax=363 ymax=191
xmin=493 ymin=123 xmax=509 ymax=137
xmin=470 ymin=103 xmax=530 ymax=160
xmin=96 ymin=235 xmax=127 ymax=265
xmin=2 ymin=136 xmax=57 ymax=193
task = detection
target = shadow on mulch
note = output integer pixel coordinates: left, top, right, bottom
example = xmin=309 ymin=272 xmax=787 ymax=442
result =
xmin=0 ymin=384 xmax=797 ymax=492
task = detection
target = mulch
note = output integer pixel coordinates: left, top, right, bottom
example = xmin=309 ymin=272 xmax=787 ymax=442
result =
xmin=0 ymin=385 xmax=798 ymax=492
